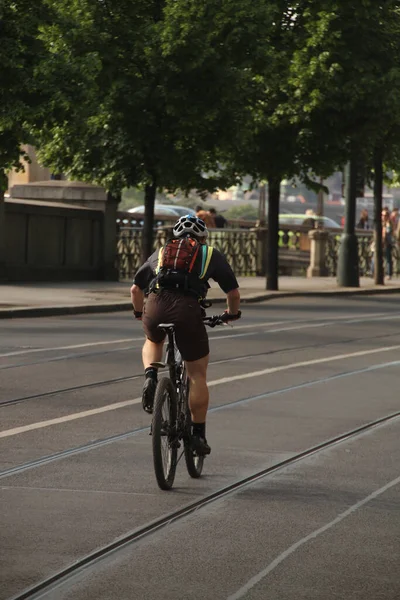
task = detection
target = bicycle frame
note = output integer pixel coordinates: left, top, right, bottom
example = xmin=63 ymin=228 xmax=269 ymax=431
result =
xmin=151 ymin=316 xmax=225 ymax=488
xmin=157 ymin=316 xmax=226 ymax=438
xmin=159 ymin=326 xmax=189 ymax=443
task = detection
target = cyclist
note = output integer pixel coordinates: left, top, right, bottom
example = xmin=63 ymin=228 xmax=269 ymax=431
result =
xmin=130 ymin=215 xmax=241 ymax=455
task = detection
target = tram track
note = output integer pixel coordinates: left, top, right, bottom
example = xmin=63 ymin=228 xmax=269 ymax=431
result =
xmin=1 ymin=311 xmax=398 ymax=372
xmin=2 ymin=357 xmax=399 ymax=480
xmin=2 ymin=328 xmax=400 ymax=408
xmin=9 ymin=407 xmax=400 ymax=600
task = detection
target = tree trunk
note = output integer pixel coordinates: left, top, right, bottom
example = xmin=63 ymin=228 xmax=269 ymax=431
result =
xmin=258 ymin=183 xmax=266 ymax=226
xmin=266 ymin=175 xmax=280 ymax=290
xmin=142 ymin=181 xmax=156 ymax=262
xmin=103 ymin=191 xmax=120 ymax=280
xmin=0 ymin=170 xmax=7 ymax=280
xmin=337 ymin=156 xmax=359 ymax=287
xmin=373 ymin=148 xmax=384 ymax=285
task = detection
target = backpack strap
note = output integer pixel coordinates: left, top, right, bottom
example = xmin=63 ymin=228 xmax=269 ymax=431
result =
xmin=155 ymin=247 xmax=164 ymax=274
xmin=188 ymin=243 xmax=200 ymax=273
xmin=199 ymin=245 xmax=214 ymax=279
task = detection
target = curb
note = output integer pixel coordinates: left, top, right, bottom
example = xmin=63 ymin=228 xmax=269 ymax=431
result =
xmin=0 ymin=302 xmax=132 ymax=319
xmin=1 ymin=285 xmax=400 ymax=319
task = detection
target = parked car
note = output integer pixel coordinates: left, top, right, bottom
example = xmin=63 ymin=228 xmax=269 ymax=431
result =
xmin=162 ymin=205 xmax=196 ymax=217
xmin=128 ymin=205 xmax=180 ymax=216
xmin=128 ymin=204 xmax=196 ymax=217
xmin=278 ymin=213 xmax=342 ymax=229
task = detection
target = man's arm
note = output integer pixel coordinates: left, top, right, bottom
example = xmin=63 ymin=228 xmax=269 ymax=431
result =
xmin=130 ymin=284 xmax=145 ymax=314
xmin=226 ymin=287 xmax=240 ymax=316
xmin=207 ymin=249 xmax=241 ymax=319
xmin=130 ymin=251 xmax=158 ymax=318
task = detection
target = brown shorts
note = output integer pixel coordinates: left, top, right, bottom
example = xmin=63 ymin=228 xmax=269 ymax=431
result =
xmin=142 ymin=291 xmax=209 ymax=362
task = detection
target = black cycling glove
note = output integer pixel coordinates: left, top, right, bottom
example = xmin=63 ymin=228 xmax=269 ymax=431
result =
xmin=220 ymin=310 xmax=242 ymax=322
xmin=133 ymin=310 xmax=143 ymax=320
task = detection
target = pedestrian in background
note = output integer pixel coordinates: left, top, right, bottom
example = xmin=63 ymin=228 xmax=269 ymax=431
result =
xmin=382 ymin=208 xmax=394 ymax=280
xmin=357 ymin=209 xmax=370 ymax=229
xmin=196 ymin=205 xmax=216 ymax=228
xmin=390 ymin=207 xmax=399 ymax=232
xmin=209 ymin=207 xmax=227 ymax=229
xmin=302 ymin=208 xmax=316 ymax=228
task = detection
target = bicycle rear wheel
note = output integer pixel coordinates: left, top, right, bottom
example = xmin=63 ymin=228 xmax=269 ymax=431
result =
xmin=152 ymin=377 xmax=178 ymax=490
xmin=183 ymin=378 xmax=204 ymax=478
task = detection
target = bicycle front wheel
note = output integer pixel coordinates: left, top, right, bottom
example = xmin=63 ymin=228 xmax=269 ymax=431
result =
xmin=152 ymin=378 xmax=178 ymax=490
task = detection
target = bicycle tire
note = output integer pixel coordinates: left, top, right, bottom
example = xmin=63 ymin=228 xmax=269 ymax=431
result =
xmin=152 ymin=377 xmax=178 ymax=490
xmin=183 ymin=378 xmax=204 ymax=478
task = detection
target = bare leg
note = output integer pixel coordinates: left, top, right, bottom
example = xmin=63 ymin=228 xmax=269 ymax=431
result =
xmin=141 ymin=339 xmax=164 ymax=414
xmin=142 ymin=338 xmax=164 ymax=369
xmin=185 ymin=354 xmax=209 ymax=423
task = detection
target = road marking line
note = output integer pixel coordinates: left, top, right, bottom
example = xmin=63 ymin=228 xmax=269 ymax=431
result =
xmin=0 ymin=323 xmax=283 ymax=358
xmin=208 ymin=344 xmax=400 ymax=388
xmin=3 ymin=360 xmax=399 ymax=479
xmin=0 ymin=337 xmax=144 ymax=358
xmin=227 ymin=474 xmax=400 ymax=599
xmin=0 ymin=312 xmax=394 ymax=359
xmin=0 ymin=398 xmax=142 ymax=439
xmin=1 ymin=343 xmax=400 ymax=439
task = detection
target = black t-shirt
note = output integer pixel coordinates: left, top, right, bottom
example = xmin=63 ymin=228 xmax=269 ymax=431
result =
xmin=133 ymin=244 xmax=239 ymax=295
xmin=214 ymin=214 xmax=227 ymax=228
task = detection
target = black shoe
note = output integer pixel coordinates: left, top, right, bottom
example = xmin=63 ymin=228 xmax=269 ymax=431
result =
xmin=142 ymin=378 xmax=157 ymax=414
xmin=191 ymin=434 xmax=211 ymax=456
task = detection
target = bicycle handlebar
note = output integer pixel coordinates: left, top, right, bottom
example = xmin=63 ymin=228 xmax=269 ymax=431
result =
xmin=203 ymin=316 xmax=227 ymax=328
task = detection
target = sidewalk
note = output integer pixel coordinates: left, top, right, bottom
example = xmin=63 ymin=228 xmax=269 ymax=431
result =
xmin=1 ymin=276 xmax=400 ymax=318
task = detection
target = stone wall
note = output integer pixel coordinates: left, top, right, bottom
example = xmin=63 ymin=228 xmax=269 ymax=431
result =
xmin=10 ymin=180 xmax=108 ymax=210
xmin=6 ymin=145 xmax=52 ymax=190
xmin=3 ymin=198 xmax=104 ymax=281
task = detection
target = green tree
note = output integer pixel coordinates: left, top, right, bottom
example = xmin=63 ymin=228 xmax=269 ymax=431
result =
xmin=0 ymin=0 xmax=49 ymax=192
xmin=0 ymin=0 xmax=53 ymax=276
xmin=162 ymin=1 xmax=305 ymax=289
xmin=220 ymin=2 xmax=304 ymax=289
xmin=286 ymin=1 xmax=400 ymax=285
xmin=36 ymin=0 xmax=246 ymax=260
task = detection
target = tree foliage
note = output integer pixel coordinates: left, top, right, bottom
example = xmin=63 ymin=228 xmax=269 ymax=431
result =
xmin=286 ymin=1 xmax=400 ymax=173
xmin=36 ymin=0 xmax=246 ymax=196
xmin=5 ymin=0 xmax=400 ymax=281
xmin=0 ymin=0 xmax=48 ymax=189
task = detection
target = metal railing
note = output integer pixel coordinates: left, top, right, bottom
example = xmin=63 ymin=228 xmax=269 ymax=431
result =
xmin=207 ymin=229 xmax=259 ymax=276
xmin=116 ymin=221 xmax=400 ymax=281
xmin=116 ymin=227 xmax=260 ymax=279
xmin=325 ymin=230 xmax=400 ymax=277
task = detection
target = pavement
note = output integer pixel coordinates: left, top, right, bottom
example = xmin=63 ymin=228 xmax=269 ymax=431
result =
xmin=1 ymin=275 xmax=400 ymax=318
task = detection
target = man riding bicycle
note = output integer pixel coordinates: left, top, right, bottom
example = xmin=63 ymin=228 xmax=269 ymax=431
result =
xmin=130 ymin=215 xmax=241 ymax=456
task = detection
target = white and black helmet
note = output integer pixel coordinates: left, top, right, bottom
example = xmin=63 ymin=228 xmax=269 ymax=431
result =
xmin=173 ymin=215 xmax=208 ymax=239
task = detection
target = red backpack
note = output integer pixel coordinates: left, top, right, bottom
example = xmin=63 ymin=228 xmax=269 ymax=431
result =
xmin=159 ymin=237 xmax=200 ymax=273
xmin=149 ymin=237 xmax=204 ymax=297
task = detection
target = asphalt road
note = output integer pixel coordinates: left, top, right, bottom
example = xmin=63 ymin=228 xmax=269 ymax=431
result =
xmin=1 ymin=295 xmax=400 ymax=600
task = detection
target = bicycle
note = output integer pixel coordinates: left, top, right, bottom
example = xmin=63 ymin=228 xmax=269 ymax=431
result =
xmin=150 ymin=315 xmax=224 ymax=491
